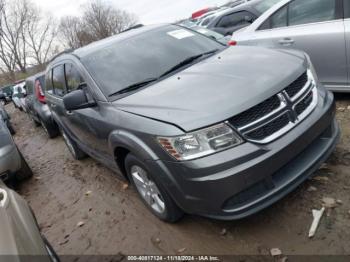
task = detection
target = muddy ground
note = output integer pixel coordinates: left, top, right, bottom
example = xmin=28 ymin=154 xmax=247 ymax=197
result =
xmin=4 ymin=95 xmax=350 ymax=257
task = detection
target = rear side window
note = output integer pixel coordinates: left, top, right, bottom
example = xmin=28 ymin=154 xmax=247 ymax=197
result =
xmin=65 ymin=63 xmax=84 ymax=93
xmin=345 ymin=0 xmax=350 ymax=18
xmin=289 ymin=0 xmax=336 ymax=26
xmin=216 ymin=11 xmax=254 ymax=28
xmin=25 ymin=80 xmax=34 ymax=95
xmin=45 ymin=70 xmax=53 ymax=94
xmin=52 ymin=65 xmax=66 ymax=97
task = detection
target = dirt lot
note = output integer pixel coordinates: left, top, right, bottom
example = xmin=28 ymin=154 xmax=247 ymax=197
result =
xmin=4 ymin=95 xmax=350 ymax=257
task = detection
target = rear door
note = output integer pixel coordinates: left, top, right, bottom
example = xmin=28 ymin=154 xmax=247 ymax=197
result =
xmin=24 ymin=79 xmax=35 ymax=115
xmin=249 ymin=0 xmax=347 ymax=87
xmin=343 ymin=0 xmax=350 ymax=87
xmin=213 ymin=11 xmax=256 ymax=35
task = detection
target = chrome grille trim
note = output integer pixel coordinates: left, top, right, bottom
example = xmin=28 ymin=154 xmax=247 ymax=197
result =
xmin=229 ymin=70 xmax=318 ymax=144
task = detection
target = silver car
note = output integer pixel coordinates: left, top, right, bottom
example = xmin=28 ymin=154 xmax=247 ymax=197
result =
xmin=0 ymin=180 xmax=59 ymax=261
xmin=231 ymin=0 xmax=349 ymax=92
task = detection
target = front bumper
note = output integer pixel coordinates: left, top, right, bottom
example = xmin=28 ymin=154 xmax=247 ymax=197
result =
xmin=147 ymin=89 xmax=339 ymax=220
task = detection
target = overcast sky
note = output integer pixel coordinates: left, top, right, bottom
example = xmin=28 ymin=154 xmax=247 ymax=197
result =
xmin=32 ymin=0 xmax=228 ymax=24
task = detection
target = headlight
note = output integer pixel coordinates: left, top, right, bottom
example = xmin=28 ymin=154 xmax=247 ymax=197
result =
xmin=305 ymin=54 xmax=318 ymax=84
xmin=157 ymin=123 xmax=243 ymax=161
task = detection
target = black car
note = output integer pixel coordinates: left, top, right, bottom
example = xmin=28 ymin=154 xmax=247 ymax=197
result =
xmin=25 ymin=72 xmax=59 ymax=138
xmin=206 ymin=0 xmax=281 ymax=36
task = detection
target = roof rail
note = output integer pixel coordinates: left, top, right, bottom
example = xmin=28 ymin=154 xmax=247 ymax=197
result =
xmin=49 ymin=48 xmax=74 ymax=63
xmin=122 ymin=24 xmax=144 ymax=33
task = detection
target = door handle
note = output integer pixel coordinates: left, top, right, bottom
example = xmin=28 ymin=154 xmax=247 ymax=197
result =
xmin=66 ymin=110 xmax=74 ymax=116
xmin=278 ymin=38 xmax=295 ymax=45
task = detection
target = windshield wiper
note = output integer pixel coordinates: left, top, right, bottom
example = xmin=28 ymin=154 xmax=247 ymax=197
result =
xmin=159 ymin=49 xmax=219 ymax=78
xmin=108 ymin=77 xmax=158 ymax=97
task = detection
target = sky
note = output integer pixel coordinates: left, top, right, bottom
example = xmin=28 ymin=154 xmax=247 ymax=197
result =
xmin=32 ymin=0 xmax=228 ymax=24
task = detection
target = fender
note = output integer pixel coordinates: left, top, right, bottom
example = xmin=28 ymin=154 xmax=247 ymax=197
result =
xmin=108 ymin=130 xmax=159 ymax=161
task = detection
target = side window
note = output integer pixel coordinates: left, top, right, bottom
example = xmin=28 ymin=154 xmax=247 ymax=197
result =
xmin=270 ymin=6 xmax=288 ymax=28
xmin=45 ymin=70 xmax=53 ymax=94
xmin=25 ymin=80 xmax=34 ymax=95
xmin=288 ymin=0 xmax=336 ymax=26
xmin=52 ymin=65 xmax=66 ymax=97
xmin=344 ymin=0 xmax=350 ymax=18
xmin=217 ymin=11 xmax=254 ymax=28
xmin=65 ymin=63 xmax=84 ymax=93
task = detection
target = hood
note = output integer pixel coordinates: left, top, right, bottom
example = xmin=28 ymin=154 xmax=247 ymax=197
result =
xmin=115 ymin=46 xmax=307 ymax=131
xmin=0 ymin=182 xmax=50 ymax=259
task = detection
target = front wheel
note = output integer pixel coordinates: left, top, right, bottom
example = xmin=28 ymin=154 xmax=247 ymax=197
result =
xmin=61 ymin=128 xmax=87 ymax=160
xmin=41 ymin=119 xmax=59 ymax=139
xmin=125 ymin=153 xmax=183 ymax=222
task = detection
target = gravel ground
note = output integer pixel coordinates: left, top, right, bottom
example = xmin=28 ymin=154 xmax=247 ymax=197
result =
xmin=4 ymin=94 xmax=350 ymax=258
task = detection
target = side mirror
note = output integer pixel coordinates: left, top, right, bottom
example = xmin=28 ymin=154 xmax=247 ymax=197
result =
xmin=63 ymin=89 xmax=96 ymax=111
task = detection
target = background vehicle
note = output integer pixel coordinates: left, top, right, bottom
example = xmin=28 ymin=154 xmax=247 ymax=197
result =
xmin=231 ymin=0 xmax=349 ymax=92
xmin=45 ymin=24 xmax=338 ymax=222
xmin=12 ymin=81 xmax=27 ymax=111
xmin=1 ymin=85 xmax=14 ymax=103
xmin=0 ymin=180 xmax=59 ymax=261
xmin=25 ymin=72 xmax=59 ymax=138
xmin=206 ymin=0 xmax=281 ymax=35
xmin=0 ymin=91 xmax=6 ymax=106
xmin=0 ymin=104 xmax=15 ymax=135
xmin=0 ymin=119 xmax=32 ymax=183
xmin=191 ymin=26 xmax=231 ymax=44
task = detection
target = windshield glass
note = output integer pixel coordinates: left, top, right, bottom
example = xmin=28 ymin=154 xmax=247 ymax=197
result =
xmin=81 ymin=25 xmax=224 ymax=98
xmin=254 ymin=0 xmax=282 ymax=13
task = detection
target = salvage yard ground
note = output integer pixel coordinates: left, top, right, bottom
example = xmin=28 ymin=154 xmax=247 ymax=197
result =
xmin=5 ymin=94 xmax=350 ymax=256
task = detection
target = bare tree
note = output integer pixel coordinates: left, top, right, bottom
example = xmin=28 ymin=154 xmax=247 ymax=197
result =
xmin=59 ymin=0 xmax=138 ymax=49
xmin=25 ymin=6 xmax=57 ymax=66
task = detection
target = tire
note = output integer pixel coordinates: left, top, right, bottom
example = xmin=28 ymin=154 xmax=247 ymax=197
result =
xmin=15 ymin=149 xmax=33 ymax=181
xmin=61 ymin=128 xmax=87 ymax=160
xmin=31 ymin=115 xmax=41 ymax=127
xmin=125 ymin=153 xmax=183 ymax=222
xmin=40 ymin=119 xmax=59 ymax=139
xmin=5 ymin=120 xmax=15 ymax=135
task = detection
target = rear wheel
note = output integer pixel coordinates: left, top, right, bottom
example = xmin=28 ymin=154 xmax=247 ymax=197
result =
xmin=61 ymin=128 xmax=87 ymax=160
xmin=41 ymin=119 xmax=59 ymax=139
xmin=125 ymin=153 xmax=183 ymax=222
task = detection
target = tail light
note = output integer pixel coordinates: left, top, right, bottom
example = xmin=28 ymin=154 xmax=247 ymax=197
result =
xmin=228 ymin=40 xmax=237 ymax=46
xmin=35 ymin=80 xmax=46 ymax=104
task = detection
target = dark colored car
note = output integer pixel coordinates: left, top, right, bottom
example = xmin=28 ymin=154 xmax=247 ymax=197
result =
xmin=25 ymin=72 xmax=59 ymax=138
xmin=0 ymin=85 xmax=14 ymax=105
xmin=45 ymin=24 xmax=339 ymax=222
xmin=0 ymin=103 xmax=15 ymax=135
xmin=0 ymin=180 xmax=59 ymax=261
xmin=206 ymin=0 xmax=282 ymax=36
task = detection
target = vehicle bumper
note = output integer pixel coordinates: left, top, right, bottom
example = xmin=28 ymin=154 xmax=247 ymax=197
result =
xmin=147 ymin=89 xmax=339 ymax=220
xmin=0 ymin=146 xmax=21 ymax=181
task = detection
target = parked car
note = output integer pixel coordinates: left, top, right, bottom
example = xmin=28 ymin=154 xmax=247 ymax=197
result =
xmin=206 ymin=0 xmax=282 ymax=36
xmin=230 ymin=0 xmax=350 ymax=92
xmin=0 ymin=103 xmax=15 ymax=135
xmin=0 ymin=91 xmax=6 ymax=106
xmin=1 ymin=85 xmax=14 ymax=103
xmin=0 ymin=180 xmax=59 ymax=261
xmin=0 ymin=119 xmax=32 ymax=184
xmin=191 ymin=26 xmax=231 ymax=44
xmin=12 ymin=81 xmax=27 ymax=111
xmin=45 ymin=24 xmax=339 ymax=222
xmin=25 ymin=72 xmax=59 ymax=138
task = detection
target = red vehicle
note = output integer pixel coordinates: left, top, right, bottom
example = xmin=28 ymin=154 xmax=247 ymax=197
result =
xmin=192 ymin=8 xmax=210 ymax=19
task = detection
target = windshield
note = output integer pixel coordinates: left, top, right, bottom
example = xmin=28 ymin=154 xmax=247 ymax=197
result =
xmin=254 ymin=0 xmax=282 ymax=13
xmin=81 ymin=25 xmax=224 ymax=98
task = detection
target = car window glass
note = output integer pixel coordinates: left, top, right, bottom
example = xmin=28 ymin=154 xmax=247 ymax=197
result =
xmin=345 ymin=0 xmax=350 ymax=18
xmin=254 ymin=0 xmax=284 ymax=13
xmin=52 ymin=65 xmax=66 ymax=97
xmin=216 ymin=11 xmax=254 ymax=28
xmin=25 ymin=80 xmax=34 ymax=95
xmin=65 ymin=63 xmax=84 ymax=93
xmin=289 ymin=0 xmax=336 ymax=26
xmin=45 ymin=70 xmax=53 ymax=94
xmin=271 ymin=6 xmax=288 ymax=28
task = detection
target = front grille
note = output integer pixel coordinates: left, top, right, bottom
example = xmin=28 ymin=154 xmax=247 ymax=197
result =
xmin=230 ymin=95 xmax=280 ymax=128
xmin=228 ymin=70 xmax=316 ymax=143
xmin=295 ymin=91 xmax=313 ymax=116
xmin=245 ymin=114 xmax=290 ymax=141
xmin=285 ymin=72 xmax=308 ymax=98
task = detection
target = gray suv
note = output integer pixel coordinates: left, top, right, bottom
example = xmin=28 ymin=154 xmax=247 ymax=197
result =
xmin=45 ymin=24 xmax=339 ymax=222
